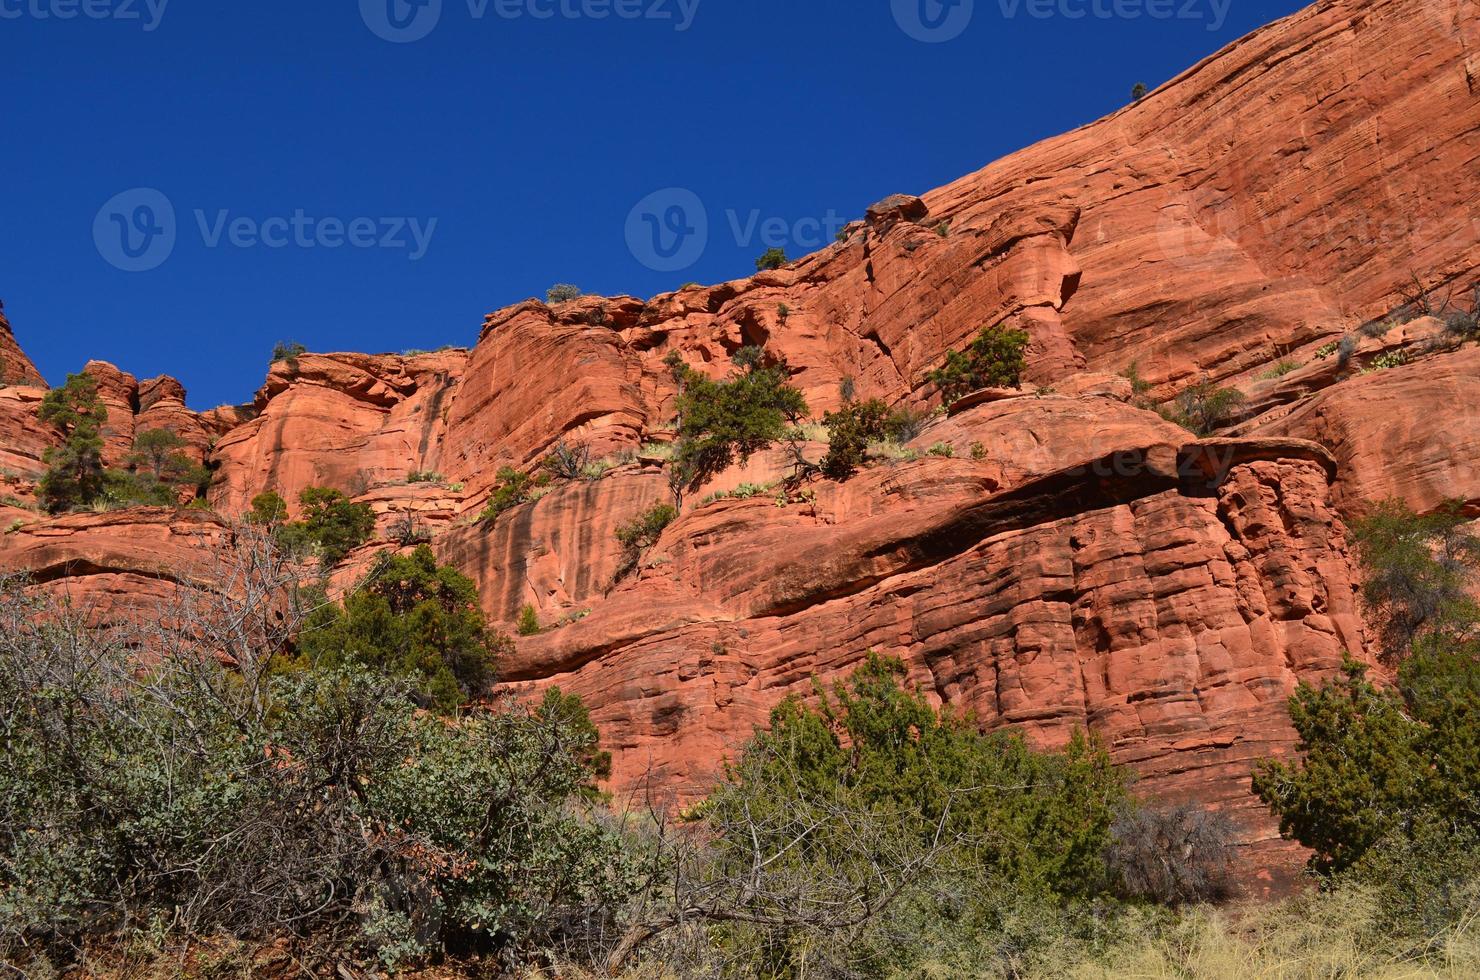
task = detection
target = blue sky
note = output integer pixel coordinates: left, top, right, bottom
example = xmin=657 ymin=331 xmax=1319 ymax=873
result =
xmin=2 ymin=0 xmax=1307 ymax=409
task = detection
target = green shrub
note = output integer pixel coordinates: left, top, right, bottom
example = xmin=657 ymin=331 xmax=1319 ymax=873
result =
xmin=755 ymin=248 xmax=788 ymax=272
xmin=517 ymin=603 xmax=541 ymax=637
xmin=660 ymin=655 xmax=1130 ymax=976
xmin=248 ymin=489 xmax=289 ymax=526
xmin=927 ymin=441 xmax=954 ymax=458
xmin=1258 ymin=359 xmax=1301 ymax=380
xmin=820 ymin=398 xmax=891 ymax=480
xmin=614 ymin=502 xmax=677 ymax=579
xmin=925 ymin=324 xmax=1030 ymax=400
xmin=405 ymin=470 xmax=445 ymax=484
xmin=1351 ymin=499 xmax=1480 ymax=663
xmin=1363 ymin=350 xmax=1409 ymax=372
xmin=1255 ymin=500 xmax=1480 ymax=879
xmin=669 ymin=351 xmax=808 ymax=497
xmin=1314 ymin=339 xmax=1343 ymax=359
xmin=0 ymin=582 xmax=627 ymax=968
xmin=287 ymin=546 xmax=509 ymax=714
xmin=124 ymin=428 xmax=208 ymax=504
xmin=1161 ymin=378 xmax=1246 ymax=435
xmin=270 ymin=341 xmax=307 ymax=364
xmin=1131 ymin=82 xmax=1147 ymax=101
xmin=37 ymin=373 xmax=108 ymax=514
xmin=546 ymin=283 xmax=584 ymax=304
xmin=479 ymin=467 xmax=545 ymax=523
xmin=296 ymin=487 xmax=375 ymax=565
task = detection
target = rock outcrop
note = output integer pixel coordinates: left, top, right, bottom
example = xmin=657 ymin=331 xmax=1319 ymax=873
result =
xmin=0 ymin=310 xmax=44 ymax=388
xmin=0 ymin=0 xmax=1476 ymax=895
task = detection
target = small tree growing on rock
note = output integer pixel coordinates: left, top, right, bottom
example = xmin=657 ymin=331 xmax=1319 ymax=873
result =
xmin=925 ymin=324 xmax=1030 ymax=401
xmin=37 ymin=373 xmax=108 ymax=513
xmin=547 ymin=283 xmax=585 ymax=304
xmin=755 ymin=248 xmax=788 ymax=272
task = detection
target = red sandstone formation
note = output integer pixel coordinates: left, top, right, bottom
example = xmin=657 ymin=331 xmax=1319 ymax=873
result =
xmin=1 ymin=0 xmax=1477 ymax=893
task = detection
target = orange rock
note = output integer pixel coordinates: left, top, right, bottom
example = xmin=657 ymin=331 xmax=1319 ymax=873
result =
xmin=0 ymin=310 xmax=44 ymax=387
xmin=1 ymin=0 xmax=1475 ymax=895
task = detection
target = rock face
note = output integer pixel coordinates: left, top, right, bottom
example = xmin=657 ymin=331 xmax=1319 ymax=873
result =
xmin=0 ymin=0 xmax=1476 ymax=894
xmin=0 ymin=310 xmax=44 ymax=387
xmin=1248 ymin=345 xmax=1480 ymax=517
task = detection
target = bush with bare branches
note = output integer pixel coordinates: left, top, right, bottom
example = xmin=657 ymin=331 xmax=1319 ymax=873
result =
xmin=0 ymin=531 xmax=630 ymax=972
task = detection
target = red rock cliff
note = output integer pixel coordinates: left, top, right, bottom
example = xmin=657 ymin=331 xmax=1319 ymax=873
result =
xmin=2 ymin=0 xmax=1478 ymax=895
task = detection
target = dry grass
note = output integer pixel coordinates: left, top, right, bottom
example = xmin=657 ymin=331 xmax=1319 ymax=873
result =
xmin=1050 ymin=890 xmax=1480 ymax=980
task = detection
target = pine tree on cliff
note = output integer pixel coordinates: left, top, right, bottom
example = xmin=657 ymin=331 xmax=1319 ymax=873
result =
xmin=37 ymin=373 xmax=108 ymax=514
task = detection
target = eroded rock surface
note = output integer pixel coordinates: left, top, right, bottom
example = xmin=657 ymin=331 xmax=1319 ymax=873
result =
xmin=0 ymin=0 xmax=1476 ymax=894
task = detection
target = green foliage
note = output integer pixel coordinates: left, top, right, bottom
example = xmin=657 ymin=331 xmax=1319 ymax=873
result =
xmin=479 ymin=467 xmax=546 ymax=523
xmin=0 ymin=594 xmax=627 ymax=967
xmin=820 ymin=398 xmax=891 ymax=480
xmin=37 ymin=373 xmax=108 ymax=514
xmin=614 ymin=502 xmax=678 ymax=579
xmin=924 ymin=324 xmax=1031 ymax=400
xmin=1351 ymin=499 xmax=1480 ymax=662
xmin=1252 ymin=655 xmax=1473 ymax=876
xmin=1258 ymin=358 xmax=1301 ymax=380
xmin=124 ymin=428 xmax=209 ymax=505
xmin=1364 ymin=350 xmax=1410 ymax=373
xmin=256 ymin=487 xmax=374 ymax=565
xmin=715 ymin=655 xmax=1129 ymax=899
xmin=546 ymin=283 xmax=584 ymax=304
xmin=1131 ymin=82 xmax=1148 ymax=100
xmin=755 ymin=247 xmax=788 ymax=271
xmin=405 ymin=470 xmax=445 ymax=484
xmin=270 ymin=341 xmax=307 ymax=364
xmin=1255 ymin=500 xmax=1480 ymax=881
xmin=295 ymin=487 xmax=375 ymax=565
xmin=670 ymin=352 xmax=809 ymax=495
xmin=927 ymin=441 xmax=954 ymax=458
xmin=517 ymin=603 xmax=541 ymax=637
xmin=1162 ymin=378 xmax=1246 ymax=435
xmin=289 ymin=546 xmax=506 ymax=713
xmin=1315 ymin=339 xmax=1343 ymax=358
xmin=248 ymin=489 xmax=289 ymax=526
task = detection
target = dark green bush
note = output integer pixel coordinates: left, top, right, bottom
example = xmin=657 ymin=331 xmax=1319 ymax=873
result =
xmin=270 ymin=341 xmax=307 ymax=364
xmin=248 ymin=489 xmax=289 ymax=526
xmin=0 ymin=580 xmax=627 ymax=968
xmin=821 ymin=398 xmax=892 ymax=479
xmin=1255 ymin=500 xmax=1480 ymax=882
xmin=479 ymin=467 xmax=545 ymax=523
xmin=755 ymin=248 xmax=788 ymax=272
xmin=648 ymin=655 xmax=1130 ymax=976
xmin=517 ymin=603 xmax=541 ymax=637
xmin=37 ymin=373 xmax=108 ymax=514
xmin=614 ymin=502 xmax=677 ymax=579
xmin=1351 ymin=498 xmax=1480 ymax=663
xmin=925 ymin=324 xmax=1030 ymax=400
xmin=288 ymin=545 xmax=509 ymax=713
xmin=669 ymin=351 xmax=808 ymax=496
xmin=296 ymin=487 xmax=376 ymax=565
